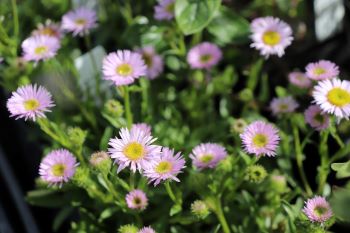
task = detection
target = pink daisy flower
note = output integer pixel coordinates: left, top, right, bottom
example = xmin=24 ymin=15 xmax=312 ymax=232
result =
xmin=39 ymin=149 xmax=79 ymax=187
xmin=135 ymin=47 xmax=163 ymax=79
xmin=21 ymin=35 xmax=60 ymax=62
xmin=61 ymin=7 xmax=97 ymax=36
xmin=187 ymin=42 xmax=222 ymax=69
xmin=313 ymin=78 xmax=350 ymax=119
xmin=125 ymin=189 xmax=148 ymax=211
xmin=190 ymin=143 xmax=227 ymax=170
xmin=240 ymin=121 xmax=280 ymax=157
xmin=250 ymin=16 xmax=293 ymax=58
xmin=270 ymin=96 xmax=299 ymax=116
xmin=138 ymin=226 xmax=156 ymax=233
xmin=303 ymin=196 xmax=332 ymax=223
xmin=143 ymin=147 xmax=186 ymax=186
xmin=108 ymin=127 xmax=161 ymax=173
xmin=154 ymin=0 xmax=175 ymax=21
xmin=305 ymin=60 xmax=339 ymax=81
xmin=304 ymin=105 xmax=330 ymax=131
xmin=102 ymin=50 xmax=147 ymax=86
xmin=288 ymin=71 xmax=312 ymax=89
xmin=131 ymin=123 xmax=152 ymax=136
xmin=32 ymin=19 xmax=63 ymax=39
xmin=7 ymin=84 xmax=55 ymax=121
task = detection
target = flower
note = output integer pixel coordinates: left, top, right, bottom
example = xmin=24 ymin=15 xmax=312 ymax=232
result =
xmin=135 ymin=47 xmax=163 ymax=79
xmin=108 ymin=127 xmax=161 ymax=173
xmin=143 ymin=147 xmax=186 ymax=186
xmin=187 ymin=42 xmax=222 ymax=69
xmin=240 ymin=121 xmax=280 ymax=157
xmin=39 ymin=149 xmax=79 ymax=187
xmin=32 ymin=20 xmax=63 ymax=39
xmin=7 ymin=84 xmax=55 ymax=121
xmin=190 ymin=143 xmax=227 ymax=170
xmin=131 ymin=123 xmax=152 ymax=136
xmin=304 ymin=105 xmax=330 ymax=131
xmin=21 ymin=35 xmax=60 ymax=62
xmin=270 ymin=96 xmax=299 ymax=116
xmin=313 ymin=78 xmax=350 ymax=119
xmin=303 ymin=196 xmax=332 ymax=223
xmin=138 ymin=226 xmax=156 ymax=233
xmin=61 ymin=7 xmax=97 ymax=36
xmin=288 ymin=72 xmax=312 ymax=89
xmin=305 ymin=60 xmax=339 ymax=81
xmin=102 ymin=50 xmax=147 ymax=86
xmin=154 ymin=0 xmax=175 ymax=21
xmin=250 ymin=16 xmax=293 ymax=58
xmin=125 ymin=189 xmax=148 ymax=211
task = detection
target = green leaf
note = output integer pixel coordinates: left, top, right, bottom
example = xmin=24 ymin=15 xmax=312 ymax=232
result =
xmin=26 ymin=189 xmax=68 ymax=208
xmin=175 ymin=0 xmax=222 ymax=35
xmin=170 ymin=203 xmax=182 ymax=216
xmin=100 ymin=127 xmax=113 ymax=151
xmin=330 ymin=187 xmax=350 ymax=222
xmin=331 ymin=160 xmax=350 ymax=179
xmin=207 ymin=6 xmax=250 ymax=45
xmin=53 ymin=207 xmax=74 ymax=231
xmin=247 ymin=58 xmax=263 ymax=91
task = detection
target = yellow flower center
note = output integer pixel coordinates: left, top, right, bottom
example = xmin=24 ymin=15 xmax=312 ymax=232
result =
xmin=34 ymin=46 xmax=48 ymax=55
xmin=262 ymin=31 xmax=281 ymax=46
xmin=24 ymin=99 xmax=40 ymax=111
xmin=313 ymin=67 xmax=326 ymax=75
xmin=116 ymin=63 xmax=133 ymax=76
xmin=200 ymin=154 xmax=214 ymax=163
xmin=133 ymin=197 xmax=141 ymax=205
xmin=75 ymin=18 xmax=87 ymax=25
xmin=155 ymin=161 xmax=172 ymax=174
xmin=327 ymin=87 xmax=350 ymax=107
xmin=142 ymin=53 xmax=153 ymax=67
xmin=200 ymin=54 xmax=212 ymax=63
xmin=166 ymin=2 xmax=175 ymax=14
xmin=252 ymin=134 xmax=268 ymax=148
xmin=51 ymin=163 xmax=66 ymax=176
xmin=123 ymin=142 xmax=145 ymax=161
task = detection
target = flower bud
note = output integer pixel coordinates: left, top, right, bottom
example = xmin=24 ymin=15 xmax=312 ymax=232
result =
xmin=191 ymin=200 xmax=210 ymax=219
xmin=89 ymin=151 xmax=111 ymax=173
xmin=104 ymin=99 xmax=124 ymax=118
xmin=245 ymin=164 xmax=267 ymax=183
xmin=269 ymin=174 xmax=287 ymax=193
xmin=230 ymin=118 xmax=247 ymax=134
xmin=118 ymin=224 xmax=138 ymax=233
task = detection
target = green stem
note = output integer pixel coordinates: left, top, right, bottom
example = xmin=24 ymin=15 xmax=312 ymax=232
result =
xmin=214 ymin=198 xmax=231 ymax=233
xmin=11 ymin=0 xmax=19 ymax=43
xmin=318 ymin=131 xmax=329 ymax=194
xmin=293 ymin=125 xmax=313 ymax=196
xmin=103 ymin=174 xmax=122 ymax=204
xmin=331 ymin=132 xmax=344 ymax=148
xmin=129 ymin=172 xmax=135 ymax=190
xmin=165 ymin=182 xmax=177 ymax=203
xmin=84 ymin=35 xmax=101 ymax=98
xmin=140 ymin=78 xmax=150 ymax=121
xmin=123 ymin=86 xmax=133 ymax=128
